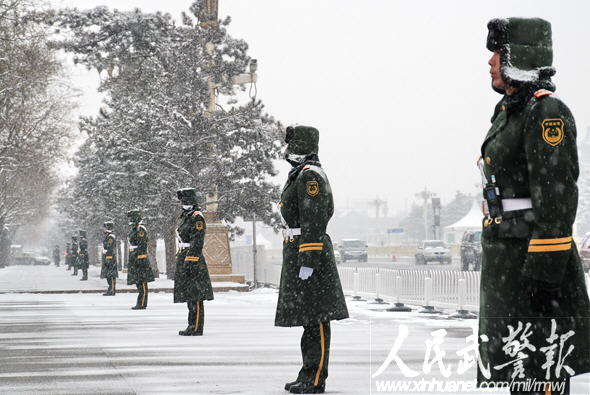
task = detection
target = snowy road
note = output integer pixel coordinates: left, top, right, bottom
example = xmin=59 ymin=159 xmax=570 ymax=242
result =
xmin=0 ymin=266 xmax=589 ymax=394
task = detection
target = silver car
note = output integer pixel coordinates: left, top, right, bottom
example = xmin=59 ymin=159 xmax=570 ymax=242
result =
xmin=415 ymin=240 xmax=452 ymax=265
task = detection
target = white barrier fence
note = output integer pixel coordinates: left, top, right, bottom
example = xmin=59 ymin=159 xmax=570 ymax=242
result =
xmin=337 ymin=267 xmax=482 ymax=311
xmin=254 ymin=264 xmax=590 ymax=315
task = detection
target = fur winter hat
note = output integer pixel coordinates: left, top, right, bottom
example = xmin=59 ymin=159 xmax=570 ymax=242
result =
xmin=487 ymin=17 xmax=555 ymax=87
xmin=285 ymin=125 xmax=319 ymax=156
xmin=177 ymin=188 xmax=200 ymax=207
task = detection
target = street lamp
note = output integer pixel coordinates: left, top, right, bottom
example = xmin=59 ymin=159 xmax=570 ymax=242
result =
xmin=432 ymin=197 xmax=441 ymax=239
xmin=198 ymin=0 xmax=258 ymax=279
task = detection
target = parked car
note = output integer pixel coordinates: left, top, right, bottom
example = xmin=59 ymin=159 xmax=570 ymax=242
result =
xmin=12 ymin=250 xmax=51 ymax=266
xmin=460 ymin=230 xmax=482 ymax=271
xmin=580 ymin=232 xmax=590 ymax=272
xmin=415 ymin=240 xmax=452 ymax=265
xmin=339 ymin=239 xmax=368 ymax=262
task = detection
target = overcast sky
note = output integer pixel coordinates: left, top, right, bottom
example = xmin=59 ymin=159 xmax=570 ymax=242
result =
xmin=51 ymin=0 xmax=590 ymax=216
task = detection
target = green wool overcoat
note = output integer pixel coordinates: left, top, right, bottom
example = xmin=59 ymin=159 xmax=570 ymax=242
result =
xmin=477 ymin=89 xmax=590 ymax=383
xmin=126 ymin=224 xmax=155 ymax=285
xmin=100 ymin=232 xmax=118 ymax=279
xmin=70 ymin=242 xmax=79 ymax=269
xmin=78 ymin=238 xmax=89 ymax=270
xmin=275 ymin=164 xmax=349 ymax=327
xmin=174 ymin=210 xmax=214 ymax=303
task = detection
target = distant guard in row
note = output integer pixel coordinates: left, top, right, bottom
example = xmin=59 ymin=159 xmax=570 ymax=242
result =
xmin=100 ymin=221 xmax=118 ymax=296
xmin=127 ymin=209 xmax=154 ymax=310
xmin=70 ymin=235 xmax=79 ymax=276
xmin=65 ymin=242 xmax=71 ymax=270
xmin=78 ymin=230 xmax=89 ymax=281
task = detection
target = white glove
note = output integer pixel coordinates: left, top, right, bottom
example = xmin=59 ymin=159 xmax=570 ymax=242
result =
xmin=299 ymin=266 xmax=314 ymax=280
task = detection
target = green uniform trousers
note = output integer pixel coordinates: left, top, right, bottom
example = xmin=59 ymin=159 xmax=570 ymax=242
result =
xmin=135 ymin=282 xmax=148 ymax=308
xmin=187 ymin=301 xmax=205 ymax=334
xmin=106 ymin=278 xmax=116 ymax=295
xmin=298 ymin=321 xmax=330 ymax=387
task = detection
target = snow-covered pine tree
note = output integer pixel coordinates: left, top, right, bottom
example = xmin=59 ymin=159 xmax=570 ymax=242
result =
xmin=41 ymin=3 xmax=282 ymax=273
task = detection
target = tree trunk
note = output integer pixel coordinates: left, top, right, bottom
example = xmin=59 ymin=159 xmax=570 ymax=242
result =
xmin=165 ymin=224 xmax=177 ymax=280
xmin=122 ymin=238 xmax=128 ymax=270
xmin=148 ymin=235 xmax=159 ymax=278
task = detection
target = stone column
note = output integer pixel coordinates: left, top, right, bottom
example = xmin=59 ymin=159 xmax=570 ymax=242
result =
xmin=203 ymin=211 xmax=232 ymax=275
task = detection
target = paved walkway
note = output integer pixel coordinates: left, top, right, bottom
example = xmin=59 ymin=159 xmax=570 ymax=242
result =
xmin=0 ymin=265 xmax=246 ymax=293
xmin=1 ymin=266 xmax=588 ymax=394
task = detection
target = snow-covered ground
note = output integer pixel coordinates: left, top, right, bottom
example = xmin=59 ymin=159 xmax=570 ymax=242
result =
xmin=0 ymin=265 xmax=245 ymax=293
xmin=0 ymin=266 xmax=588 ymax=394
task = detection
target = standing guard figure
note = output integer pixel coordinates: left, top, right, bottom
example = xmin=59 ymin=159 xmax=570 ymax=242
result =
xmin=78 ymin=230 xmax=89 ymax=281
xmin=275 ymin=125 xmax=349 ymax=394
xmin=65 ymin=242 xmax=71 ymax=271
xmin=174 ymin=188 xmax=214 ymax=336
xmin=100 ymin=221 xmax=118 ymax=296
xmin=70 ymin=235 xmax=79 ymax=276
xmin=478 ymin=17 xmax=590 ymax=394
xmin=52 ymin=245 xmax=60 ymax=267
xmin=126 ymin=209 xmax=154 ymax=309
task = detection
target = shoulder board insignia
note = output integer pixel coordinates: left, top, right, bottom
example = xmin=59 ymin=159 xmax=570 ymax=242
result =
xmin=533 ymin=89 xmax=553 ymax=99
xmin=192 ymin=211 xmax=203 ymax=217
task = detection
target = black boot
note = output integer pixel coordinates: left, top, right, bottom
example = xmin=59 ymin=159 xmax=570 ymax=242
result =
xmin=284 ymin=381 xmax=301 ymax=391
xmin=136 ymin=283 xmax=148 ymax=309
xmin=178 ymin=326 xmax=202 ymax=336
xmin=289 ymin=383 xmax=325 ymax=394
xmin=131 ymin=305 xmax=146 ymax=310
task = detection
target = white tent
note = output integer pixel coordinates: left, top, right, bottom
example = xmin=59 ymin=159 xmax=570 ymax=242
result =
xmin=444 ymin=201 xmax=483 ymax=244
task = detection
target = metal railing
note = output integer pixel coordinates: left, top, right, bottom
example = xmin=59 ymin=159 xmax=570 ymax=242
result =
xmin=253 ymin=263 xmax=590 ymax=315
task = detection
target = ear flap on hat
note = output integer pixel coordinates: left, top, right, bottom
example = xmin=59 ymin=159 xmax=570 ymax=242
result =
xmin=285 ymin=126 xmax=295 ymax=144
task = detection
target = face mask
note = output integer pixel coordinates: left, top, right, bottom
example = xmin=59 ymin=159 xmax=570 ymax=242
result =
xmin=285 ymin=153 xmax=306 ymax=164
xmin=182 ymin=205 xmax=193 ymax=211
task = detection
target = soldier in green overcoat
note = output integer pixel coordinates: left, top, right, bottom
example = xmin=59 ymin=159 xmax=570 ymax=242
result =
xmin=275 ymin=125 xmax=349 ymax=394
xmin=100 ymin=221 xmax=118 ymax=296
xmin=78 ymin=230 xmax=89 ymax=281
xmin=65 ymin=242 xmax=71 ymax=271
xmin=478 ymin=18 xmax=590 ymax=394
xmin=126 ymin=209 xmax=155 ymax=309
xmin=52 ymin=245 xmax=60 ymax=267
xmin=174 ymin=188 xmax=214 ymax=336
xmin=70 ymin=235 xmax=79 ymax=276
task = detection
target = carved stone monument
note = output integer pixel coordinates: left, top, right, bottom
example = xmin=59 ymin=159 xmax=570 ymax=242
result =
xmin=203 ymin=211 xmax=232 ymax=275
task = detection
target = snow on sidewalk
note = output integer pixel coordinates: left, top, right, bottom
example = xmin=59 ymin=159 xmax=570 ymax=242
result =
xmin=0 ymin=266 xmax=588 ymax=394
xmin=0 ymin=265 xmax=245 ymax=293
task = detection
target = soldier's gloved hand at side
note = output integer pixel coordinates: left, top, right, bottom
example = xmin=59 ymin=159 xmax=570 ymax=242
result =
xmin=299 ymin=266 xmax=314 ymax=280
xmin=527 ymin=279 xmax=562 ymax=313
